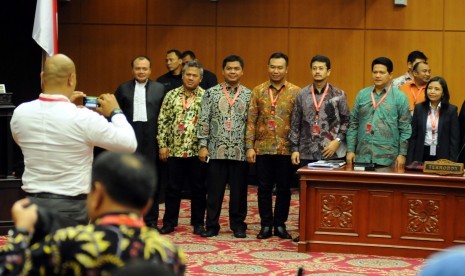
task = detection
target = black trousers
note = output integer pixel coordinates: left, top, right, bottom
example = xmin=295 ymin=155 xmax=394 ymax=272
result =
xmin=205 ymin=159 xmax=249 ymax=231
xmin=162 ymin=157 xmax=206 ymax=227
xmin=256 ymin=154 xmax=295 ymax=227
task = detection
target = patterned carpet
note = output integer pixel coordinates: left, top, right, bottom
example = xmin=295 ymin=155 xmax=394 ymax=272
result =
xmin=165 ymin=187 xmax=425 ymax=275
xmin=0 ymin=187 xmax=426 ymax=275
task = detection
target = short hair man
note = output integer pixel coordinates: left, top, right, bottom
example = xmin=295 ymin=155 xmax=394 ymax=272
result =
xmin=346 ymin=57 xmax=411 ymax=168
xmin=197 ymin=55 xmax=252 ymax=238
xmin=246 ymin=52 xmax=301 ymax=240
xmin=156 ymin=49 xmax=184 ymax=92
xmin=181 ymin=50 xmax=218 ymax=90
xmin=10 ymin=54 xmax=137 ymax=226
xmin=399 ymin=61 xmax=431 ymax=113
xmin=157 ymin=61 xmax=207 ymax=235
xmin=392 ymin=50 xmax=428 ymax=88
xmin=0 ymin=152 xmax=186 ymax=275
xmin=290 ymin=55 xmax=350 ymax=166
xmin=115 ymin=56 xmax=166 ymax=230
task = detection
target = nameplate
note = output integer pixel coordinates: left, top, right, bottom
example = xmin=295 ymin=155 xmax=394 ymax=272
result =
xmin=0 ymin=93 xmax=12 ymax=105
xmin=423 ymin=159 xmax=464 ymax=176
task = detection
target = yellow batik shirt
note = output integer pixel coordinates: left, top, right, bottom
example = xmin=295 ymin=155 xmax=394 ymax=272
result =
xmin=157 ymin=86 xmax=205 ymax=158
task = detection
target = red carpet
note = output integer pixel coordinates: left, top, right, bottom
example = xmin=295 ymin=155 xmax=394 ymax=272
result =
xmin=0 ymin=187 xmax=425 ymax=275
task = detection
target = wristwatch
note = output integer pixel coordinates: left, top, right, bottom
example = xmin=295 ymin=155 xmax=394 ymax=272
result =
xmin=109 ymin=108 xmax=124 ymax=119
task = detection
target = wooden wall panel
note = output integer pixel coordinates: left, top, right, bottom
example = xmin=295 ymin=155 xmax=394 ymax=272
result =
xmin=217 ymin=0 xmax=289 ymax=27
xmin=147 ymin=0 xmax=216 ymax=26
xmin=58 ymin=25 xmax=81 ymax=72
xmin=364 ymin=30 xmax=443 ymax=89
xmin=365 ymin=0 xmax=443 ymax=30
xmin=367 ymin=191 xmax=393 ymax=238
xmin=80 ymin=0 xmax=147 ymax=24
xmin=290 ymin=0 xmax=364 ymax=29
xmin=443 ymin=32 xmax=465 ymax=108
xmin=445 ymin=1 xmax=465 ymax=31
xmin=77 ymin=25 xmax=147 ymax=95
xmin=146 ymin=26 xmax=217 ymax=79
xmin=288 ymin=29 xmax=365 ymax=108
xmin=58 ymin=1 xmax=81 ymax=23
xmin=216 ymin=27 xmax=289 ymax=90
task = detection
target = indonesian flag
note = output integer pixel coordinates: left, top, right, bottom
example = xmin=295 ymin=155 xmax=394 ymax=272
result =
xmin=32 ymin=0 xmax=58 ymax=57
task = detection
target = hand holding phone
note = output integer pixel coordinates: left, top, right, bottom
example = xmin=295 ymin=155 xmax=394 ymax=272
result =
xmin=83 ymin=96 xmax=100 ymax=108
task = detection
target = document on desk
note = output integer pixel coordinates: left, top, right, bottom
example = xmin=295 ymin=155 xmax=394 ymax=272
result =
xmin=308 ymin=160 xmax=346 ymax=168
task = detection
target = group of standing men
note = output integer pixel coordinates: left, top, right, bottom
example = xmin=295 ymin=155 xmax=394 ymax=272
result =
xmin=114 ymin=48 xmax=421 ymax=240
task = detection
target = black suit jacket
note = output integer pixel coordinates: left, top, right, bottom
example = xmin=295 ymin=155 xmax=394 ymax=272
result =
xmin=458 ymin=100 xmax=465 ymax=163
xmin=115 ymin=79 xmax=166 ymax=164
xmin=407 ymin=102 xmax=460 ymax=163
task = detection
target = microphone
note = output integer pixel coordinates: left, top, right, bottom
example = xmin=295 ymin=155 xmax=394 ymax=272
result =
xmin=455 ymin=142 xmax=465 ymax=163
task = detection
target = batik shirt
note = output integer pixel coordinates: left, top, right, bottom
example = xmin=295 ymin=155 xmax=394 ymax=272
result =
xmin=0 ymin=213 xmax=186 ymax=275
xmin=157 ymin=86 xmax=205 ymax=158
xmin=198 ymin=82 xmax=252 ymax=161
xmin=346 ymin=85 xmax=412 ymax=166
xmin=392 ymin=72 xmax=413 ymax=88
xmin=289 ymin=83 xmax=350 ymax=160
xmin=246 ymin=81 xmax=300 ymax=155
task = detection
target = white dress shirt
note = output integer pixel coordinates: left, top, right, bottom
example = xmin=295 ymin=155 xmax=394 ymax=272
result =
xmin=133 ymin=80 xmax=148 ymax=122
xmin=10 ymin=93 xmax=137 ymax=196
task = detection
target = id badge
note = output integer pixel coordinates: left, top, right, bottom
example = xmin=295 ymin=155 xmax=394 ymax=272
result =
xmin=311 ymin=125 xmax=320 ymax=137
xmin=430 ymin=145 xmax=437 ymax=156
xmin=225 ymin=120 xmax=232 ymax=131
xmin=365 ymin=123 xmax=372 ymax=134
xmin=268 ymin=120 xmax=276 ymax=130
xmin=177 ymin=123 xmax=185 ymax=135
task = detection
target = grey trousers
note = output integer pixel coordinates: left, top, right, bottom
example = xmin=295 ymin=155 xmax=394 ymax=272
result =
xmin=27 ymin=196 xmax=89 ymax=226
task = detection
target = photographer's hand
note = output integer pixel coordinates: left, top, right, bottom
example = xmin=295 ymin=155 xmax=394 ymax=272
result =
xmin=11 ymin=198 xmax=38 ymax=233
xmin=96 ymin=93 xmax=121 ymax=118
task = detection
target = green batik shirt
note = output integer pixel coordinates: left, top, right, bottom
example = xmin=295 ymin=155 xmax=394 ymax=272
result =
xmin=346 ymin=85 xmax=411 ymax=166
xmin=158 ymin=86 xmax=205 ymax=158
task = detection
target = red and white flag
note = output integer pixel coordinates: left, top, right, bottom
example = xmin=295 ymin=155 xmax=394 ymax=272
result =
xmin=32 ymin=0 xmax=58 ymax=57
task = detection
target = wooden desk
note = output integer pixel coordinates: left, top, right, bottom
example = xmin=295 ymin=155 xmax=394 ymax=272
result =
xmin=297 ymin=166 xmax=465 ymax=258
xmin=0 ymin=178 xmax=25 ymax=235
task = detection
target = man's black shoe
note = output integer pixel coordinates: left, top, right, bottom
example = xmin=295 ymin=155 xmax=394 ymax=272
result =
xmin=193 ymin=225 xmax=205 ymax=235
xmin=159 ymin=225 xmax=175 ymax=234
xmin=233 ymin=228 xmax=247 ymax=238
xmin=293 ymin=236 xmax=300 ymax=242
xmin=145 ymin=222 xmax=160 ymax=232
xmin=200 ymin=229 xmax=219 ymax=238
xmin=274 ymin=226 xmax=292 ymax=239
xmin=257 ymin=226 xmax=272 ymax=239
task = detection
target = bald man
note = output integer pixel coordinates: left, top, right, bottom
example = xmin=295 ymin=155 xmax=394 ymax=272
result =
xmin=10 ymin=54 xmax=137 ymax=226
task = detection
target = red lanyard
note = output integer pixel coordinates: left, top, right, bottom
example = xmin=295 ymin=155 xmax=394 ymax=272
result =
xmin=371 ymin=85 xmax=392 ymax=111
xmin=429 ymin=108 xmax=440 ymax=140
xmin=311 ymin=83 xmax=329 ymax=120
xmin=97 ymin=214 xmax=146 ymax=228
xmin=269 ymin=86 xmax=285 ymax=115
xmin=182 ymin=92 xmax=196 ymax=111
xmin=410 ymin=85 xmax=425 ymax=103
xmin=222 ymin=82 xmax=242 ymax=109
xmin=38 ymin=94 xmax=69 ymax=102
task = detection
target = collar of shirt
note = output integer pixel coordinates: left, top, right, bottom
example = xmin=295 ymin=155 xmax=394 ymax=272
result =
xmin=371 ymin=86 xmax=389 ymax=95
xmin=181 ymin=86 xmax=201 ymax=96
xmin=39 ymin=93 xmax=70 ymax=102
xmin=268 ymin=81 xmax=286 ymax=92
xmin=429 ymin=101 xmax=441 ymax=111
xmin=134 ymin=79 xmax=148 ymax=87
xmin=404 ymin=71 xmax=413 ymax=81
xmin=312 ymin=82 xmax=328 ymax=94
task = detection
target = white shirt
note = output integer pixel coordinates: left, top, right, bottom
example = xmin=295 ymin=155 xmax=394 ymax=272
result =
xmin=425 ymin=102 xmax=441 ymax=146
xmin=10 ymin=93 xmax=137 ymax=196
xmin=133 ymin=80 xmax=148 ymax=122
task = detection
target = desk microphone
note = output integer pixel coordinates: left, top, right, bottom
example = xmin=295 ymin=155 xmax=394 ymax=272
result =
xmin=455 ymin=142 xmax=465 ymax=163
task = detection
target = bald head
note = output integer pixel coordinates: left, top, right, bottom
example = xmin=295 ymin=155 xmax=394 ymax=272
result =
xmin=41 ymin=54 xmax=76 ymax=95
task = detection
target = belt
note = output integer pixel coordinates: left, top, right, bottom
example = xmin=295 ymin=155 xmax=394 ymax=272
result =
xmin=26 ymin=192 xmax=87 ymax=200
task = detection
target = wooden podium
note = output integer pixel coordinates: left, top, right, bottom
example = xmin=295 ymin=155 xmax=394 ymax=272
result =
xmin=297 ymin=165 xmax=465 ymax=258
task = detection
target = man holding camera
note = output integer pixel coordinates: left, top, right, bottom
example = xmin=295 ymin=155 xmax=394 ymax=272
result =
xmin=10 ymin=54 xmax=137 ymax=226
